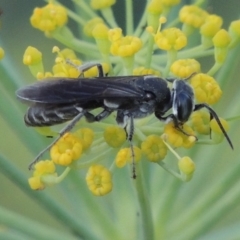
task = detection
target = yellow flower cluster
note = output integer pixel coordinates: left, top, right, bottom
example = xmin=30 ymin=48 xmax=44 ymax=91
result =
xmin=109 ymin=28 xmax=142 ymax=57
xmin=28 ymin=160 xmax=57 ymax=190
xmin=164 ymin=122 xmax=196 ymax=149
xmin=171 ymin=59 xmax=201 ymax=78
xmin=30 ymin=3 xmax=68 ymax=33
xmin=154 ymin=28 xmax=187 ymax=51
xmin=86 ymin=164 xmax=112 ymax=196
xmin=50 ymin=133 xmax=83 ymax=166
xmin=190 ymin=74 xmax=222 ymax=105
xmin=115 ymin=147 xmax=141 ymax=168
xmin=141 ymin=135 xmax=167 ymax=162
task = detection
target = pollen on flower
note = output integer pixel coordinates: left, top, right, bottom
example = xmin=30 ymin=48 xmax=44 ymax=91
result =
xmin=104 ymin=126 xmax=126 ymax=148
xmin=73 ymin=128 xmax=94 ymax=151
xmin=141 ymin=135 xmax=168 ymax=162
xmin=190 ymin=73 xmax=222 ymax=105
xmin=154 ymin=28 xmax=187 ymax=51
xmin=133 ymin=67 xmax=161 ymax=76
xmin=164 ymin=122 xmax=196 ymax=148
xmin=86 ymin=164 xmax=112 ymax=196
xmin=30 ymin=3 xmax=68 ymax=33
xmin=23 ymin=46 xmax=42 ymax=66
xmin=178 ymin=156 xmax=195 ymax=176
xmin=170 ymin=59 xmax=201 ymax=78
xmin=110 ymin=35 xmax=142 ymax=57
xmin=179 ymin=5 xmax=208 ymax=29
xmin=190 ymin=110 xmax=210 ymax=135
xmin=50 ymin=133 xmax=83 ymax=166
xmin=210 ymin=118 xmax=229 ymax=134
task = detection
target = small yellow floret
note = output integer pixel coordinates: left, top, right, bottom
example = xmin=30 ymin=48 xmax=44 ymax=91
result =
xmin=154 ymin=28 xmax=187 ymax=51
xmin=115 ymin=147 xmax=141 ymax=168
xmin=141 ymin=135 xmax=168 ymax=162
xmin=23 ymin=46 xmax=42 ymax=66
xmin=84 ymin=18 xmax=105 ymax=37
xmin=178 ymin=156 xmax=195 ymax=175
xmin=190 ymin=74 xmax=222 ymax=105
xmin=190 ymin=110 xmax=210 ymax=135
xmin=30 ymin=3 xmax=68 ymax=33
xmin=108 ymin=28 xmax=122 ymax=42
xmin=52 ymin=59 xmax=82 ymax=77
xmin=179 ymin=5 xmax=208 ymax=28
xmin=86 ymin=164 xmax=112 ymax=196
xmin=213 ymin=29 xmax=231 ymax=48
xmin=229 ymin=20 xmax=240 ymax=39
xmin=50 ymin=133 xmax=83 ymax=166
xmin=73 ymin=128 xmax=94 ymax=151
xmin=147 ymin=0 xmax=163 ymax=15
xmin=164 ymin=122 xmax=196 ymax=148
xmin=104 ymin=126 xmax=126 ymax=148
xmin=210 ymin=118 xmax=229 ymax=134
xmin=170 ymin=59 xmax=200 ymax=78
xmin=133 ymin=67 xmax=161 ymax=76
xmin=200 ymin=15 xmax=223 ymax=38
xmin=29 ymin=160 xmax=57 ymax=190
xmin=92 ymin=23 xmax=109 ymax=39
xmin=83 ymin=63 xmax=110 ymax=77
xmin=110 ymin=35 xmax=142 ymax=57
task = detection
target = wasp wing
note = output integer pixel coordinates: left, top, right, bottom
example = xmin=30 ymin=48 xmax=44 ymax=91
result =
xmin=16 ymin=76 xmax=144 ymax=104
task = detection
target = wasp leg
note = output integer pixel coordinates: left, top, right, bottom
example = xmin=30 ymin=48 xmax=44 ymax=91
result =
xmin=194 ymin=103 xmax=233 ymax=149
xmin=66 ymin=60 xmax=105 ymax=77
xmin=95 ymin=108 xmax=113 ymax=121
xmin=28 ymin=109 xmax=86 ymax=170
xmin=155 ymin=113 xmax=198 ymax=139
xmin=116 ymin=111 xmax=136 ymax=179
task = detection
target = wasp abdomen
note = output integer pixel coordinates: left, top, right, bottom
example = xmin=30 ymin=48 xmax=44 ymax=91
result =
xmin=24 ymin=104 xmax=80 ymax=127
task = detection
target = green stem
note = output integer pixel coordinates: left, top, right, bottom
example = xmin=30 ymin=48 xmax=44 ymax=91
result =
xmin=134 ymin=4 xmax=148 ymax=37
xmin=125 ymin=0 xmax=134 ymax=35
xmin=134 ymin=163 xmax=154 ymax=240
xmin=72 ymin=0 xmax=98 ymax=19
xmin=101 ymin=7 xmax=118 ymax=28
xmin=163 ymin=50 xmax=177 ymax=77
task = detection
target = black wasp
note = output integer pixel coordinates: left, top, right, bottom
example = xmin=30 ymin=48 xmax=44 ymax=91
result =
xmin=16 ymin=62 xmax=233 ymax=174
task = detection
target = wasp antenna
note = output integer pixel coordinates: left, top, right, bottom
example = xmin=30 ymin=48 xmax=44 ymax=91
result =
xmin=194 ymin=104 xmax=233 ymax=150
xmin=28 ymin=110 xmax=86 ymax=170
